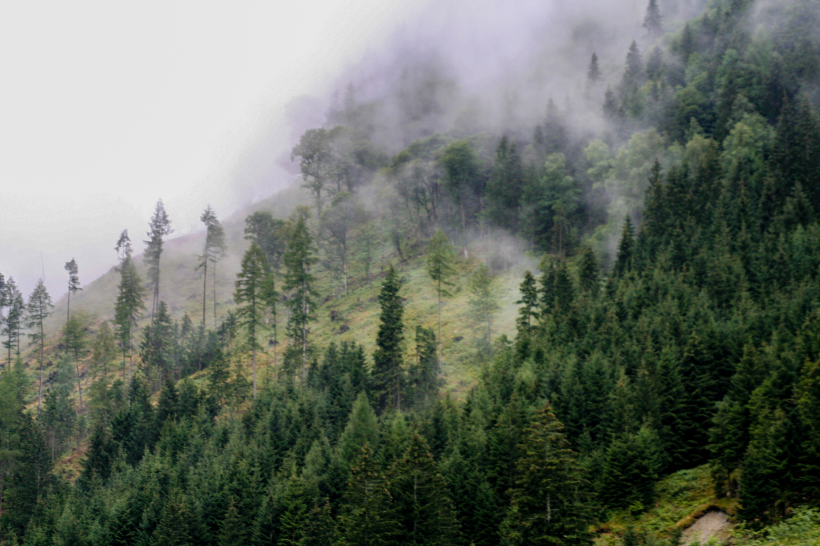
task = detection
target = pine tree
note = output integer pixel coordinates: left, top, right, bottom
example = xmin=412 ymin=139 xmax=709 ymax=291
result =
xmin=140 ymin=301 xmax=173 ymax=391
xmin=578 ymin=246 xmax=598 ymax=294
xmin=426 ymin=229 xmax=456 ymax=369
xmin=2 ymin=277 xmax=24 ymax=363
xmin=283 ymin=215 xmax=318 ymax=382
xmin=337 ymin=444 xmax=400 ymax=546
xmin=144 ymin=200 xmax=173 ymax=324
xmin=114 ymin=231 xmax=145 ymax=386
xmin=622 ymin=41 xmax=644 ymax=90
xmin=388 ymin=433 xmax=460 ymax=546
xmin=516 ymin=271 xmax=539 ymax=336
xmin=372 ymin=265 xmax=405 ymax=412
xmin=468 ymin=264 xmax=499 ymax=355
xmin=500 ymin=403 xmax=592 ymax=546
xmin=26 ymin=279 xmax=53 ymax=415
xmin=234 ymin=242 xmax=270 ymax=398
xmin=64 ymin=258 xmax=81 ymax=323
xmin=643 ymin=0 xmax=662 ymax=36
xmin=613 ymin=216 xmax=635 ymax=277
xmin=587 ymin=53 xmax=601 ymax=86
xmin=409 ymin=325 xmax=441 ymax=408
xmin=198 ymin=205 xmax=227 ymax=330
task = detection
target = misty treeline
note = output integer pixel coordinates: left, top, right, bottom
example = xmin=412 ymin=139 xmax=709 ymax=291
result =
xmin=2 ymin=0 xmax=820 ymax=544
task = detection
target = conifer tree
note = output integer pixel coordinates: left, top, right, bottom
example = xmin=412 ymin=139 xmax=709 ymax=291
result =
xmin=114 ymin=231 xmax=145 ymax=386
xmin=144 ymin=200 xmax=173 ymax=324
xmin=372 ymin=265 xmax=405 ymax=412
xmin=587 ymin=53 xmax=601 ymax=87
xmin=27 ymin=279 xmax=53 ymax=415
xmin=516 ymin=271 xmax=539 ymax=336
xmin=64 ymin=258 xmax=81 ymax=323
xmin=140 ymin=300 xmax=173 ymax=391
xmin=388 ymin=433 xmax=460 ymax=546
xmin=500 ymin=403 xmax=592 ymax=546
xmin=622 ymin=41 xmax=644 ymax=90
xmin=283 ymin=215 xmax=318 ymax=382
xmin=643 ymin=0 xmax=662 ymax=36
xmin=578 ymin=246 xmax=598 ymax=294
xmin=409 ymin=325 xmax=441 ymax=408
xmin=468 ymin=264 xmax=499 ymax=355
xmin=198 ymin=205 xmax=227 ymax=329
xmin=1 ymin=277 xmax=24 ymax=363
xmin=234 ymin=242 xmax=270 ymax=398
xmin=426 ymin=229 xmax=455 ymax=369
xmin=337 ymin=444 xmax=399 ymax=546
xmin=613 ymin=216 xmax=635 ymax=276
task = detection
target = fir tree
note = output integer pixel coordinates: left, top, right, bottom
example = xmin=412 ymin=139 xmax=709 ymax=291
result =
xmin=26 ymin=279 xmax=53 ymax=415
xmin=587 ymin=53 xmax=601 ymax=86
xmin=426 ymin=229 xmax=456 ymax=368
xmin=372 ymin=265 xmax=405 ymax=412
xmin=337 ymin=444 xmax=399 ymax=546
xmin=388 ymin=433 xmax=460 ymax=546
xmin=114 ymin=230 xmax=145 ymax=385
xmin=234 ymin=242 xmax=270 ymax=398
xmin=500 ymin=403 xmax=592 ymax=546
xmin=578 ymin=246 xmax=598 ymax=294
xmin=144 ymin=200 xmax=173 ymax=325
xmin=613 ymin=216 xmax=635 ymax=276
xmin=516 ymin=271 xmax=539 ymax=336
xmin=283 ymin=215 xmax=318 ymax=382
xmin=63 ymin=258 xmax=81 ymax=323
xmin=1 ymin=277 xmax=24 ymax=363
xmin=643 ymin=0 xmax=662 ymax=36
xmin=468 ymin=264 xmax=499 ymax=356
xmin=198 ymin=205 xmax=227 ymax=330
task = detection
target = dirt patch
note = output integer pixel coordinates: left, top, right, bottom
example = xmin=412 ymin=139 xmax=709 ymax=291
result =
xmin=681 ymin=510 xmax=732 ymax=545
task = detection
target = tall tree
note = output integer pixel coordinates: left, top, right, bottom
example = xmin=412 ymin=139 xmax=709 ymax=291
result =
xmin=144 ymin=200 xmax=173 ymax=324
xmin=198 ymin=205 xmax=227 ymax=330
xmin=139 ymin=301 xmax=173 ymax=392
xmin=114 ymin=230 xmax=145 ymax=385
xmin=643 ymin=0 xmax=662 ymax=36
xmin=321 ymin=191 xmax=364 ymax=296
xmin=372 ymin=265 xmax=405 ymax=412
xmin=27 ymin=279 xmax=53 ymax=415
xmin=468 ymin=264 xmax=499 ymax=355
xmin=500 ymin=403 xmax=592 ymax=546
xmin=440 ymin=139 xmax=484 ymax=256
xmin=63 ymin=314 xmax=87 ymax=419
xmin=234 ymin=242 xmax=270 ymax=398
xmin=244 ymin=211 xmax=288 ymax=271
xmin=1 ymin=277 xmax=24 ymax=364
xmin=587 ymin=53 xmax=601 ymax=86
xmin=426 ymin=229 xmax=456 ymax=369
xmin=283 ymin=216 xmax=318 ymax=382
xmin=64 ymin=258 xmax=81 ymax=323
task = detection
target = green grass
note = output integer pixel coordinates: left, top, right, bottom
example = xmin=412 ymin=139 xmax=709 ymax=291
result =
xmin=19 ymin=183 xmax=525 ymax=402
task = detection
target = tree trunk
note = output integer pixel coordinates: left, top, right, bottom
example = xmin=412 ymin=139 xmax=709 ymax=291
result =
xmin=437 ymin=280 xmax=443 ymax=370
xmin=202 ymin=260 xmax=208 ymax=331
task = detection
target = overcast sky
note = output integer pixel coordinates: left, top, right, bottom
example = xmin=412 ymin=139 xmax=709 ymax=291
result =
xmin=0 ymin=0 xmax=430 ymax=299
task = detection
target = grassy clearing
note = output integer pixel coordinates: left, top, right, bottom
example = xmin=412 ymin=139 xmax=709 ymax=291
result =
xmin=594 ymin=465 xmax=739 ymax=545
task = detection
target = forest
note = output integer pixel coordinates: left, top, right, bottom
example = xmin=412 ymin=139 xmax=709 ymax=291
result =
xmin=2 ymin=0 xmax=820 ymax=544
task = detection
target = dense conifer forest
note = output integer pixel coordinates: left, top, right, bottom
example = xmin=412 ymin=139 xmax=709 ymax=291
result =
xmin=2 ymin=0 xmax=820 ymax=544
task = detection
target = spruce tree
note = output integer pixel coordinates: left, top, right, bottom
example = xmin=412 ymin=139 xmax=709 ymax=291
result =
xmin=64 ymin=258 xmax=81 ymax=323
xmin=234 ymin=242 xmax=270 ymax=398
xmin=26 ymin=279 xmax=53 ymax=415
xmin=372 ymin=265 xmax=405 ymax=412
xmin=144 ymin=200 xmax=173 ymax=324
xmin=643 ymin=0 xmax=662 ymax=36
xmin=500 ymin=403 xmax=592 ymax=546
xmin=516 ymin=271 xmax=539 ymax=336
xmin=198 ymin=205 xmax=227 ymax=330
xmin=426 ymin=229 xmax=455 ymax=369
xmin=114 ymin=231 xmax=145 ymax=386
xmin=337 ymin=444 xmax=399 ymax=546
xmin=468 ymin=264 xmax=499 ymax=356
xmin=283 ymin=215 xmax=317 ymax=382
xmin=613 ymin=216 xmax=635 ymax=276
xmin=140 ymin=301 xmax=173 ymax=391
xmin=1 ymin=277 xmax=24 ymax=363
xmin=388 ymin=433 xmax=460 ymax=546
xmin=578 ymin=246 xmax=598 ymax=294
xmin=587 ymin=53 xmax=601 ymax=87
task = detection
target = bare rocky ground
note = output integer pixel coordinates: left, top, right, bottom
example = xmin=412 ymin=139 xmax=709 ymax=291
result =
xmin=682 ymin=510 xmax=733 ymax=545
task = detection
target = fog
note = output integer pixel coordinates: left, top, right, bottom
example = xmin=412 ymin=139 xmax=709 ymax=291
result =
xmin=1 ymin=0 xmax=706 ymax=300
xmin=0 ymin=0 xmax=431 ymax=299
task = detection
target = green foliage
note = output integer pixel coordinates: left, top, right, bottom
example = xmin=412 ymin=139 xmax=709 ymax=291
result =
xmin=372 ymin=265 xmax=405 ymax=412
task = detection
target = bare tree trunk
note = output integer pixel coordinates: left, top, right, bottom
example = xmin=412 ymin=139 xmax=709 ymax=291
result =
xmin=202 ymin=260 xmax=208 ymax=330
xmin=437 ymin=280 xmax=443 ymax=370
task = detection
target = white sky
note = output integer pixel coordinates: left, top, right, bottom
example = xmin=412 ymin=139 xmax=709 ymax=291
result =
xmin=0 ymin=0 xmax=430 ymax=299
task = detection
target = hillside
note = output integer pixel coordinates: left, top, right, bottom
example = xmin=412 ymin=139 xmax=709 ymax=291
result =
xmin=2 ymin=0 xmax=820 ymax=545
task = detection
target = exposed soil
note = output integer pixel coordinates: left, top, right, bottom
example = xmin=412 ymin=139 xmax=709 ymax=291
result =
xmin=682 ymin=510 xmax=732 ymax=545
